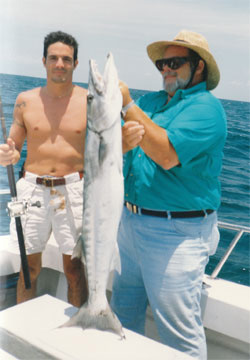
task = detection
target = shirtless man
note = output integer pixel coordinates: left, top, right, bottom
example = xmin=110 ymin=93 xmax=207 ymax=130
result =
xmin=0 ymin=31 xmax=88 ymax=307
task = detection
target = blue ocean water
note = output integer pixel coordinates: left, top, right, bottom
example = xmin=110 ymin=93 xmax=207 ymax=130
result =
xmin=0 ymin=73 xmax=249 ymax=286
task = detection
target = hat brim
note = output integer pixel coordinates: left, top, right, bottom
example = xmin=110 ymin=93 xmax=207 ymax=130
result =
xmin=147 ymin=40 xmax=220 ymax=90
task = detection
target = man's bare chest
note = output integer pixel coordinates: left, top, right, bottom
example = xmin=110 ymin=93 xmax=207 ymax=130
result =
xmin=23 ymin=99 xmax=86 ymax=135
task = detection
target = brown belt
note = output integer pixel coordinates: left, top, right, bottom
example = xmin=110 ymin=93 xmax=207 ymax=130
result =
xmin=124 ymin=201 xmax=214 ymax=218
xmin=23 ymin=171 xmax=83 ymax=187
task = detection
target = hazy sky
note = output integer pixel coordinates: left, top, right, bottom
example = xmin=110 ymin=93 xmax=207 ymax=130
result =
xmin=0 ymin=0 xmax=249 ymax=101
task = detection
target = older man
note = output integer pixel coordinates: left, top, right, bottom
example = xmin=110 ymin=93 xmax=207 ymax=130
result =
xmin=111 ymin=30 xmax=227 ymax=359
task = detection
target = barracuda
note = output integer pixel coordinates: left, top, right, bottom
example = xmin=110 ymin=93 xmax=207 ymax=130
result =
xmin=61 ymin=53 xmax=125 ymax=338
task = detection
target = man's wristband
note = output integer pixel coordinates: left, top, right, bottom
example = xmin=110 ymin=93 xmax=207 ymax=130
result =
xmin=121 ymin=100 xmax=135 ymax=118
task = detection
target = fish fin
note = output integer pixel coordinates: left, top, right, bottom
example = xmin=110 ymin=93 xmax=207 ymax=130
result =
xmin=71 ymin=235 xmax=86 ymax=266
xmin=110 ymin=243 xmax=121 ymax=274
xmin=59 ymin=303 xmax=125 ymax=339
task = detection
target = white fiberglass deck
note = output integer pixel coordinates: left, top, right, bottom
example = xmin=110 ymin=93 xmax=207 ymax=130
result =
xmin=0 ymin=295 xmax=192 ymax=360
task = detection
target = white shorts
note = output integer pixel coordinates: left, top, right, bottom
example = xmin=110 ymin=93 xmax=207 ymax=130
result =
xmin=10 ymin=171 xmax=83 ymax=255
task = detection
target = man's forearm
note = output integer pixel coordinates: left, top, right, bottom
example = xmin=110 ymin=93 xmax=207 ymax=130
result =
xmin=123 ymin=105 xmax=179 ymax=170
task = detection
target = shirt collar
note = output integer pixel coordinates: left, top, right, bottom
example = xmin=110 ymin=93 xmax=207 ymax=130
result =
xmin=164 ymin=81 xmax=207 ymax=108
xmin=155 ymin=82 xmax=207 ymax=112
xmin=173 ymin=81 xmax=207 ymax=99
xmin=176 ymin=81 xmax=207 ymax=97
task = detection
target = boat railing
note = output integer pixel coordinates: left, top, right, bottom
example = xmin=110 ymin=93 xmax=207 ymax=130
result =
xmin=0 ymin=189 xmax=249 ymax=279
xmin=211 ymin=221 xmax=250 ymax=279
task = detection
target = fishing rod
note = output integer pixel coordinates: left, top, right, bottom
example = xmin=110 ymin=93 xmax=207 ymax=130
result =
xmin=0 ymin=95 xmax=31 ymax=289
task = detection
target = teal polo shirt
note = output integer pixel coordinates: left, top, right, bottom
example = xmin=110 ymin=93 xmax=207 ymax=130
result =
xmin=124 ymin=82 xmax=227 ymax=211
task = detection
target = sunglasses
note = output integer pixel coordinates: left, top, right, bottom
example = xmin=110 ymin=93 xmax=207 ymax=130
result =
xmin=155 ymin=57 xmax=191 ymax=71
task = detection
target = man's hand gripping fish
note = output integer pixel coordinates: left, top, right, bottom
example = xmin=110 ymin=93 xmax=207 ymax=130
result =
xmin=61 ymin=53 xmax=125 ymax=339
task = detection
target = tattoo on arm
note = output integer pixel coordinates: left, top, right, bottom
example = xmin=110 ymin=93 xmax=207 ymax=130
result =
xmin=13 ymin=101 xmax=26 ymax=128
xmin=15 ymin=101 xmax=26 ymax=109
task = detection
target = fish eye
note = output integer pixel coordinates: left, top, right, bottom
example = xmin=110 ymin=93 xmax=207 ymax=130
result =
xmin=87 ymin=94 xmax=94 ymax=103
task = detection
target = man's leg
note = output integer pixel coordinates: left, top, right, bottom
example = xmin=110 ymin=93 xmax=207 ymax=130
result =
xmin=63 ymin=254 xmax=88 ymax=307
xmin=16 ymin=252 xmax=42 ymax=304
xmin=111 ymin=208 xmax=149 ymax=334
xmin=137 ymin=214 xmax=218 ymax=359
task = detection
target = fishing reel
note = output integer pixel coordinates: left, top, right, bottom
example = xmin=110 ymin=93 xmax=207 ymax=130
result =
xmin=7 ymin=198 xmax=41 ymax=218
xmin=7 ymin=199 xmax=28 ymax=217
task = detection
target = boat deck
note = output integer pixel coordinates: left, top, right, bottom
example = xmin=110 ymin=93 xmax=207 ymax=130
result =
xmin=0 ymin=294 xmax=193 ymax=360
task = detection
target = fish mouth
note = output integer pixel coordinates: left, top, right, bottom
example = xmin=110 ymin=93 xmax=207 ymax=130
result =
xmin=89 ymin=59 xmax=104 ymax=95
xmin=89 ymin=53 xmax=117 ymax=97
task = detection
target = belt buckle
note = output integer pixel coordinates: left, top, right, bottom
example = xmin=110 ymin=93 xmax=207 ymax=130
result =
xmin=126 ymin=202 xmax=138 ymax=214
xmin=42 ymin=177 xmax=53 ymax=187
xmin=126 ymin=202 xmax=132 ymax=212
xmin=132 ymin=205 xmax=138 ymax=214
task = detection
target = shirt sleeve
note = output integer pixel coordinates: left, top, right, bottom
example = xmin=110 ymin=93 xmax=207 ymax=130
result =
xmin=167 ymin=101 xmax=226 ymax=166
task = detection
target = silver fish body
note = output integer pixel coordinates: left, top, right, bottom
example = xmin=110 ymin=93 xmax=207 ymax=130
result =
xmin=61 ymin=53 xmax=124 ymax=338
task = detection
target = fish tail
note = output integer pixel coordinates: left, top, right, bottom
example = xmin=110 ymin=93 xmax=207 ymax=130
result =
xmin=59 ymin=303 xmax=125 ymax=339
xmin=71 ymin=235 xmax=86 ymax=265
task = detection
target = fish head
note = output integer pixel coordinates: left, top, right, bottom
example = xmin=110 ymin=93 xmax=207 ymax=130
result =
xmin=87 ymin=53 xmax=122 ymax=133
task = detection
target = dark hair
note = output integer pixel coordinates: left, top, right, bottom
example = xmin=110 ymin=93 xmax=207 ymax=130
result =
xmin=43 ymin=31 xmax=78 ymax=62
xmin=188 ymin=49 xmax=207 ymax=81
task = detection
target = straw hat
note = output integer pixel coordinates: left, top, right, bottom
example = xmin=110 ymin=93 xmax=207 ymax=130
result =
xmin=147 ymin=30 xmax=220 ymax=90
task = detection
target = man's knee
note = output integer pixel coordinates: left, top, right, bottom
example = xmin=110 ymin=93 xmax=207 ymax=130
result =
xmin=63 ymin=255 xmax=84 ymax=282
xmin=21 ymin=253 xmax=42 ymax=282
